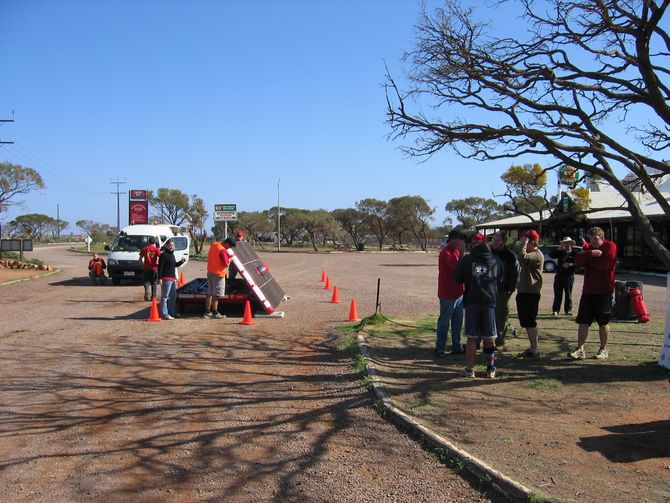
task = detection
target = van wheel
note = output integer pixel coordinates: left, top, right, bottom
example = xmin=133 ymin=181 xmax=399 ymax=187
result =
xmin=544 ymin=261 xmax=556 ymax=273
xmin=112 ymin=277 xmax=121 ymax=285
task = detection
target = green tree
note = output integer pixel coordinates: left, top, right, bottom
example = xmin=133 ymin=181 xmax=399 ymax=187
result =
xmin=76 ymin=220 xmax=114 ymax=242
xmin=356 ymin=198 xmax=388 ymax=251
xmin=497 ymin=163 xmax=552 ymax=230
xmin=332 ymin=208 xmax=367 ymax=250
xmin=445 ymin=197 xmax=503 ymax=229
xmin=0 ymin=162 xmax=45 ymax=213
xmin=11 ymin=213 xmax=53 ymax=240
xmin=186 ymin=195 xmax=209 ymax=254
xmin=149 ymin=188 xmax=190 ymax=226
xmin=386 ymin=0 xmax=670 ymax=268
xmin=47 ymin=219 xmax=69 ymax=239
xmin=388 ymin=195 xmax=435 ymax=251
xmin=237 ymin=211 xmax=274 ymax=249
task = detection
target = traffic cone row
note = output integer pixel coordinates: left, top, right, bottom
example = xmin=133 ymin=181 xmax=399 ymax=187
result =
xmin=320 ymin=270 xmax=360 ymax=322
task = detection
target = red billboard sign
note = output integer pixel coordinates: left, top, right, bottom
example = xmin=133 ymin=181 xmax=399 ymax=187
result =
xmin=130 ymin=189 xmax=148 ymax=200
xmin=129 ymin=201 xmax=148 ymax=225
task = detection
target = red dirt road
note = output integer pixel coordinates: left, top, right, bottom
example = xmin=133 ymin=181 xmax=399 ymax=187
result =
xmin=0 ymin=247 xmax=493 ymax=503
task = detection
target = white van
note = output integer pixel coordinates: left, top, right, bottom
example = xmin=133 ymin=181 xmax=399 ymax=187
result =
xmin=105 ymin=224 xmax=190 ymax=285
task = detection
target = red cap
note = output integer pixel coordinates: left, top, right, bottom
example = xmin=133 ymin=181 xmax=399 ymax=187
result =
xmin=235 ymin=231 xmax=244 ymax=239
xmin=470 ymin=233 xmax=487 ymax=244
xmin=524 ymin=230 xmax=540 ymax=241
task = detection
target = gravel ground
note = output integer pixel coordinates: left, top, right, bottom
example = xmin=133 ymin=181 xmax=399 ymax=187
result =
xmin=0 ymin=246 xmax=499 ymax=503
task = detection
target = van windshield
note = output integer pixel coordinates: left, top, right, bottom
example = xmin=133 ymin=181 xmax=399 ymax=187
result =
xmin=110 ymin=235 xmax=152 ymax=252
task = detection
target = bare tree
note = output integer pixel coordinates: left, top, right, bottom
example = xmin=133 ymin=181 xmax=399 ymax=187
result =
xmin=386 ymin=0 xmax=670 ymax=268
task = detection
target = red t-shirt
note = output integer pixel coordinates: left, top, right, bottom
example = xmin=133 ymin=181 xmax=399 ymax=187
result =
xmin=140 ymin=244 xmax=161 ymax=271
xmin=438 ymin=245 xmax=465 ymax=299
xmin=575 ymin=240 xmax=617 ymax=294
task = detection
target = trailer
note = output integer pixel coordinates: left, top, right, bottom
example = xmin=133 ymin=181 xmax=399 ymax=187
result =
xmin=176 ymin=241 xmax=285 ymax=315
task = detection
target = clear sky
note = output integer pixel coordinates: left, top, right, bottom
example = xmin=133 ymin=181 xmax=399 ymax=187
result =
xmin=0 ymin=0 xmax=543 ymax=233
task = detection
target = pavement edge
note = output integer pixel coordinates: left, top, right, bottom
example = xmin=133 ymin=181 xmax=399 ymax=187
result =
xmin=357 ymin=330 xmax=538 ymax=503
xmin=0 ymin=268 xmax=61 ymax=286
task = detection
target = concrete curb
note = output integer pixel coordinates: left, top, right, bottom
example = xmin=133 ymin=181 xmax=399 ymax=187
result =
xmin=0 ymin=268 xmax=61 ymax=286
xmin=357 ymin=331 xmax=538 ymax=502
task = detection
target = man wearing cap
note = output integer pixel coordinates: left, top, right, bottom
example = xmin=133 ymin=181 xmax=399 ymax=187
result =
xmin=551 ymin=237 xmax=578 ymax=316
xmin=517 ymin=230 xmax=544 ymax=359
xmin=435 ymin=229 xmax=466 ymax=357
xmin=454 ymin=233 xmax=504 ymax=378
xmin=491 ymin=230 xmax=519 ymax=349
xmin=569 ymin=226 xmax=617 ymax=360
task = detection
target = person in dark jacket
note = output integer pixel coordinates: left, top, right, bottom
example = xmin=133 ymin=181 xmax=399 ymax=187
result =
xmin=491 ymin=230 xmax=519 ymax=349
xmin=454 ymin=233 xmax=504 ymax=379
xmin=157 ymin=239 xmax=186 ymax=320
xmin=551 ymin=236 xmax=578 ymax=316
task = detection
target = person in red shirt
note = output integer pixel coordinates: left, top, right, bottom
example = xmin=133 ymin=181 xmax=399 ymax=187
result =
xmin=139 ymin=237 xmax=161 ymax=301
xmin=568 ymin=227 xmax=618 ymax=360
xmin=88 ymin=254 xmax=107 ymax=285
xmin=203 ymin=237 xmax=237 ymax=319
xmin=434 ymin=228 xmax=466 ymax=356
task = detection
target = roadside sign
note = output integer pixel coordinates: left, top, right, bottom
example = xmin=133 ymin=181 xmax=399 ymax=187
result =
xmin=214 ymin=203 xmax=237 ymax=222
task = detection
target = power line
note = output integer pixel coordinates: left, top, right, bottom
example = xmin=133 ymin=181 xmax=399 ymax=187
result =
xmin=110 ymin=178 xmax=126 ymax=233
xmin=0 ymin=113 xmax=14 ymax=145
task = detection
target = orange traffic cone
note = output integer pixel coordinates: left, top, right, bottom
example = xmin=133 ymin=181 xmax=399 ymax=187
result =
xmin=178 ymin=271 xmax=186 ymax=287
xmin=348 ymin=298 xmax=360 ymax=322
xmin=147 ymin=298 xmax=161 ymax=322
xmin=324 ymin=276 xmax=331 ymax=290
xmin=330 ymin=286 xmax=340 ymax=304
xmin=321 ymin=270 xmax=327 ymax=282
xmin=240 ymin=300 xmax=256 ymax=325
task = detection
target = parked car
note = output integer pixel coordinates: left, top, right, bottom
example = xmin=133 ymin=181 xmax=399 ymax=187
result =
xmin=539 ymin=244 xmax=582 ymax=273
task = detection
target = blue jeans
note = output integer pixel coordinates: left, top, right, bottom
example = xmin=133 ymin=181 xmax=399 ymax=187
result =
xmin=436 ymin=296 xmax=464 ymax=352
xmin=160 ymin=279 xmax=177 ymax=318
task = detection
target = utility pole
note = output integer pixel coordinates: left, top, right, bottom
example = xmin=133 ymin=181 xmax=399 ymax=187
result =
xmin=110 ymin=178 xmax=127 ymax=233
xmin=0 ymin=112 xmax=15 ymax=145
xmin=56 ymin=204 xmax=60 ymax=240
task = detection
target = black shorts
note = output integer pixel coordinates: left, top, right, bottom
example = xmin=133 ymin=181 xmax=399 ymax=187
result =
xmin=576 ymin=293 xmax=612 ymax=326
xmin=516 ymin=292 xmax=540 ymax=328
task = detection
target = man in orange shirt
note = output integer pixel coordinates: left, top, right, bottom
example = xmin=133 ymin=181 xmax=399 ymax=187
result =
xmin=203 ymin=237 xmax=237 ymax=319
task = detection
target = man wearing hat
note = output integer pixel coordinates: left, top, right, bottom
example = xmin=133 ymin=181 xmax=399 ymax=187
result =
xmin=516 ymin=230 xmax=544 ymax=359
xmin=434 ymin=228 xmax=466 ymax=357
xmin=454 ymin=233 xmax=504 ymax=378
xmin=551 ymin=237 xmax=578 ymax=316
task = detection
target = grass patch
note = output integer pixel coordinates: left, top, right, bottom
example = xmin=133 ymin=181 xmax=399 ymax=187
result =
xmin=411 ymin=394 xmax=433 ymax=409
xmin=525 ymin=378 xmax=563 ymax=391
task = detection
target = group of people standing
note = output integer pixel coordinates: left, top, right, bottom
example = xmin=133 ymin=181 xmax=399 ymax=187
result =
xmin=138 ymin=234 xmax=239 ymax=320
xmin=436 ymin=226 xmax=618 ymax=378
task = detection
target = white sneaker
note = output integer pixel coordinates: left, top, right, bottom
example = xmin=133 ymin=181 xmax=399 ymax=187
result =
xmin=593 ymin=348 xmax=609 ymax=360
xmin=459 ymin=367 xmax=475 ymax=378
xmin=486 ymin=367 xmax=496 ymax=379
xmin=163 ymin=315 xmax=175 ymax=320
xmin=552 ymin=311 xmax=559 ymax=317
xmin=568 ymin=347 xmax=585 ymax=360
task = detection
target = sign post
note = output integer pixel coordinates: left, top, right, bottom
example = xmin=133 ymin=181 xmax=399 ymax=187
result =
xmin=213 ymin=204 xmax=237 ymax=239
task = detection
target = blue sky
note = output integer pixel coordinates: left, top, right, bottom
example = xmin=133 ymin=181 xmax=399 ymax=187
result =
xmin=1 ymin=0 xmax=548 ymax=233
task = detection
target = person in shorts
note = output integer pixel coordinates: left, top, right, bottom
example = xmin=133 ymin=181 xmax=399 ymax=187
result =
xmin=139 ymin=237 xmax=161 ymax=301
xmin=568 ymin=227 xmax=617 ymax=360
xmin=454 ymin=233 xmax=504 ymax=379
xmin=204 ymin=237 xmax=237 ymax=319
xmin=516 ymin=230 xmax=544 ymax=359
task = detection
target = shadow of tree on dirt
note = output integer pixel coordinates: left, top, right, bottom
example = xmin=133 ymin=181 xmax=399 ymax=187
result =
xmin=577 ymin=419 xmax=670 ymax=462
xmin=0 ymin=329 xmax=386 ymax=502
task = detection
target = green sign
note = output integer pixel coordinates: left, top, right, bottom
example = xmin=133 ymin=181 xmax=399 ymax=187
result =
xmin=214 ymin=204 xmax=236 ymax=212
xmin=213 ymin=203 xmax=238 ymax=222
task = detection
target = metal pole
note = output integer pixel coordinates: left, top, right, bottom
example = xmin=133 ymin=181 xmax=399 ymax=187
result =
xmin=375 ymin=278 xmax=381 ymax=315
xmin=277 ymin=178 xmax=281 ymax=252
xmin=56 ymin=204 xmax=60 ymax=240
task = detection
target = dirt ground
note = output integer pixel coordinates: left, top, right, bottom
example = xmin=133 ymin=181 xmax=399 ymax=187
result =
xmin=0 ymin=246 xmax=495 ymax=503
xmin=361 ymin=270 xmax=670 ymax=502
xmin=1 ymin=246 xmax=668 ymax=502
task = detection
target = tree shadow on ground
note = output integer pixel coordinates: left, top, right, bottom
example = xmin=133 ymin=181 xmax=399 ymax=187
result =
xmin=577 ymin=419 xmax=670 ymax=462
